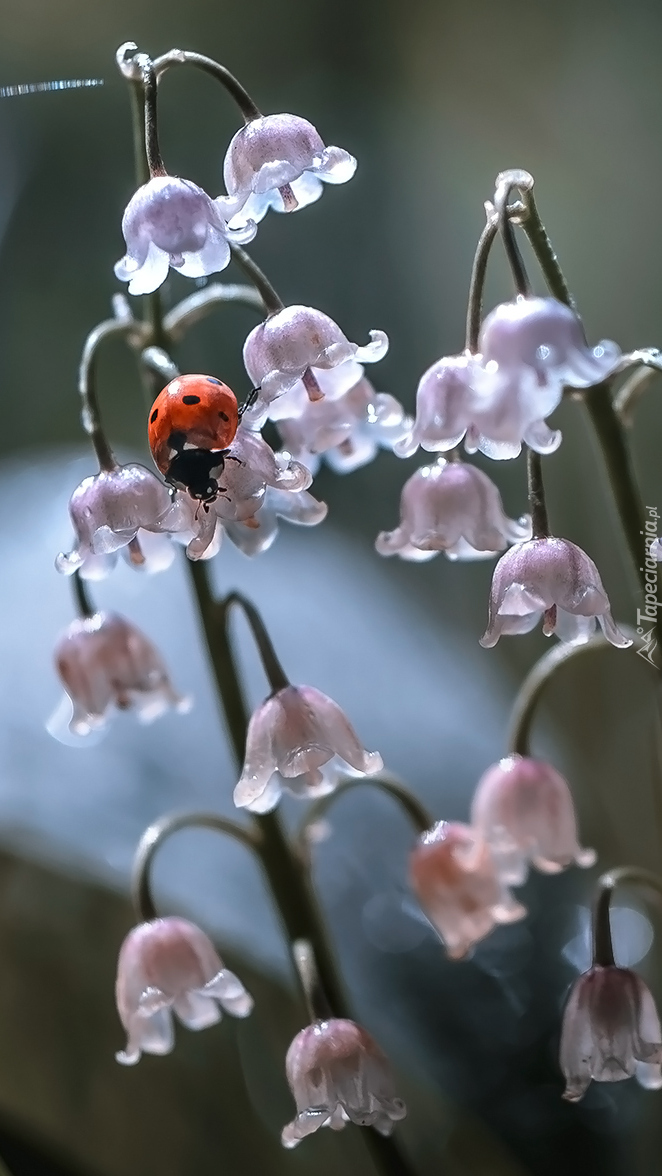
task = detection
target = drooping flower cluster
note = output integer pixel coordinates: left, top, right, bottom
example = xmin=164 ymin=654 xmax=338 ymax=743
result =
xmin=410 ymin=755 xmax=594 ymax=958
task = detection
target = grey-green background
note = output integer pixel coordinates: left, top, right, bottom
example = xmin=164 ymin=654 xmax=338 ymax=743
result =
xmin=0 ymin=1 xmax=660 ymax=1175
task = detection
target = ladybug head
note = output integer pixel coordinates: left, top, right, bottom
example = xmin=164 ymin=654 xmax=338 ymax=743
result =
xmin=165 ymin=447 xmax=227 ymax=503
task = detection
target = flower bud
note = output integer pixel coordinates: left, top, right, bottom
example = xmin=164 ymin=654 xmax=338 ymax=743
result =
xmin=560 ymin=965 xmax=662 ymax=1101
xmin=243 ymin=305 xmax=388 ymax=407
xmin=233 ymin=684 xmax=383 ymax=813
xmin=115 ymin=917 xmax=253 ymax=1065
xmin=470 ymin=755 xmax=596 ymax=885
xmin=52 ymin=611 xmax=189 ymax=737
xmin=221 ymin=113 xmax=356 ymax=227
xmin=56 ymin=463 xmax=190 ymax=579
xmin=114 ymin=176 xmax=256 ymax=296
xmin=376 ymin=458 xmax=530 ymax=562
xmin=480 ymin=536 xmax=631 ymax=648
xmin=409 ymin=821 xmax=526 ymax=959
xmin=281 ymin=1018 xmax=406 ymax=1148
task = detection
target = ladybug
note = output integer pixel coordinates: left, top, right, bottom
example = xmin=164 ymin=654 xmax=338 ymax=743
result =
xmin=148 ymin=374 xmax=256 ymax=503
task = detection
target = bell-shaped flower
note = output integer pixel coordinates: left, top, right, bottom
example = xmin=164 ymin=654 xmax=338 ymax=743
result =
xmin=56 ymin=463 xmax=191 ymax=579
xmin=233 ymin=684 xmax=383 ymax=813
xmin=480 ymin=296 xmax=622 ymax=391
xmin=51 ymin=611 xmax=190 ymax=738
xmin=376 ymin=457 xmax=530 ymax=562
xmin=560 ymin=965 xmax=662 ymax=1101
xmin=115 ymin=916 xmax=253 ymax=1065
xmin=243 ymin=305 xmax=388 ymax=408
xmin=466 ymin=296 xmax=622 ymax=460
xmin=395 ymin=353 xmax=481 ymax=459
xmin=281 ymin=1018 xmax=406 ymax=1148
xmin=470 ymin=755 xmax=596 ymax=886
xmin=179 ymin=428 xmax=312 ymax=559
xmin=278 ymin=377 xmax=412 ymax=475
xmin=223 ymin=486 xmax=328 ymax=557
xmin=409 ymin=821 xmax=526 ymax=959
xmin=114 ymin=176 xmax=257 ymax=296
xmin=222 ymin=113 xmax=356 ymax=228
xmin=480 ymin=536 xmax=631 ymax=648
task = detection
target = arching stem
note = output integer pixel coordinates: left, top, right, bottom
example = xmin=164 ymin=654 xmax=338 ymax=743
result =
xmin=72 ymin=571 xmax=95 ymax=620
xmin=222 ymin=591 xmax=290 ymax=694
xmin=142 ymin=59 xmax=166 ymax=178
xmin=592 ymin=866 xmax=662 ymax=967
xmin=296 ymin=774 xmax=433 ymax=863
xmin=164 ymin=283 xmax=266 ymax=340
xmin=465 ymin=214 xmax=499 ymax=353
xmin=79 ymin=317 xmax=145 ymax=471
xmin=293 ymin=939 xmax=333 ymax=1022
xmin=152 ymin=48 xmax=261 ymax=124
xmin=526 ymin=447 xmax=549 ymax=540
xmin=231 ymin=245 xmax=284 ymax=316
xmin=494 ymin=177 xmax=531 ymax=298
xmin=132 ymin=811 xmax=262 ymax=923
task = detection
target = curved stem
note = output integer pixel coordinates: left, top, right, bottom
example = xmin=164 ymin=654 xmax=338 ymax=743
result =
xmin=72 ymin=571 xmax=94 ymax=619
xmin=508 ymin=633 xmax=624 ymax=756
xmin=164 ymin=283 xmax=266 ymax=340
xmin=222 ymin=591 xmax=289 ymax=694
xmin=152 ymin=48 xmax=261 ymax=124
xmin=592 ymin=866 xmax=662 ymax=967
xmin=526 ymin=447 xmax=549 ymax=539
xmin=127 ymin=74 xmax=149 ymax=188
xmin=132 ymin=810 xmax=262 ymax=922
xmin=79 ymin=317 xmax=143 ymax=471
xmin=142 ymin=59 xmax=166 ymax=178
xmin=494 ymin=178 xmax=531 ymax=298
xmin=297 ymin=774 xmax=433 ymax=862
xmin=141 ymin=345 xmax=180 ymax=388
xmin=231 ymin=245 xmax=284 ymax=315
xmin=516 ymin=182 xmax=656 ymax=647
xmin=614 ymin=365 xmax=660 ymax=428
xmin=465 ymin=214 xmax=499 ymax=352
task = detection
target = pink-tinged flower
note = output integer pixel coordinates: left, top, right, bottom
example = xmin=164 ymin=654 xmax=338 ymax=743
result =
xmin=480 ymin=537 xmax=631 ymax=648
xmin=221 ymin=113 xmax=356 ymax=228
xmin=281 ymin=1018 xmax=406 ymax=1148
xmin=376 ymin=458 xmax=530 ymax=562
xmin=114 ymin=176 xmax=257 ymax=296
xmin=409 ymin=821 xmax=526 ymax=959
xmin=470 ymin=755 xmax=596 ymax=885
xmin=467 ymin=297 xmax=621 ymax=459
xmin=480 ymin=296 xmax=621 ymax=391
xmin=233 ymin=685 xmax=383 ymax=813
xmin=223 ymin=486 xmax=328 ymax=557
xmin=56 ymin=463 xmax=191 ymax=579
xmin=395 ymin=353 xmax=481 ymax=459
xmin=115 ymin=917 xmax=253 ymax=1065
xmin=560 ymin=965 xmax=662 ymax=1101
xmin=278 ymin=377 xmax=412 ymax=475
xmin=51 ymin=611 xmax=189 ymax=738
xmin=178 ymin=428 xmax=312 ymax=559
xmin=243 ymin=305 xmax=388 ymax=408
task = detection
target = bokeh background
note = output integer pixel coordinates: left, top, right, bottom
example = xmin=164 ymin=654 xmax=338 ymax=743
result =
xmin=0 ymin=0 xmax=660 ymax=1174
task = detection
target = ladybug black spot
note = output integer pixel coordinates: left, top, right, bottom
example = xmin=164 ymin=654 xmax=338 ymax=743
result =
xmin=150 ymin=408 xmax=158 ymax=423
xmin=207 ymin=377 xmax=221 ymax=385
xmin=182 ymin=394 xmax=201 ymax=405
xmin=218 ymin=411 xmax=229 ymax=421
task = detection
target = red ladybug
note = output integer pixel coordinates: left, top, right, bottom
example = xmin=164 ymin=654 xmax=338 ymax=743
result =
xmin=148 ymin=374 xmax=243 ymax=503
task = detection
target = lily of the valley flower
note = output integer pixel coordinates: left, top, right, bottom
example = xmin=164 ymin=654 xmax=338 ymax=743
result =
xmin=56 ymin=463 xmax=191 ymax=579
xmin=560 ymin=965 xmax=662 ymax=1101
xmin=277 ymin=377 xmax=411 ymax=475
xmin=222 ymin=112 xmax=357 ymax=227
xmin=281 ymin=1018 xmax=406 ymax=1148
xmin=470 ymin=755 xmax=596 ymax=885
xmin=243 ymin=305 xmax=388 ymax=408
xmin=115 ymin=176 xmax=256 ymax=296
xmin=52 ymin=611 xmax=189 ymax=737
xmin=395 ymin=353 xmax=481 ymax=459
xmin=178 ymin=427 xmax=312 ymax=559
xmin=480 ymin=537 xmax=631 ymax=648
xmin=115 ymin=917 xmax=253 ymax=1065
xmin=233 ymin=684 xmax=383 ymax=813
xmin=222 ymin=486 xmax=328 ymax=557
xmin=376 ymin=457 xmax=530 ymax=562
xmin=409 ymin=821 xmax=526 ymax=959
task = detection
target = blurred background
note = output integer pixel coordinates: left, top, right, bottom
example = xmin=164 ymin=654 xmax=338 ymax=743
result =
xmin=0 ymin=0 xmax=660 ymax=1173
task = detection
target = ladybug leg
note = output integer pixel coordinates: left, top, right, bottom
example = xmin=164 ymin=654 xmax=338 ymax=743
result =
xmin=238 ymin=386 xmax=261 ymax=418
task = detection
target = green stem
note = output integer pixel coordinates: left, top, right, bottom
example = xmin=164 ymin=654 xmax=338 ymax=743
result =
xmin=223 ymin=591 xmax=289 ymax=693
xmin=152 ymin=48 xmax=261 ymax=124
xmin=592 ymin=866 xmax=662 ymax=967
xmin=296 ymin=774 xmax=433 ymax=862
xmin=518 ymin=188 xmax=657 ymax=648
xmin=526 ymin=447 xmax=549 ymax=539
xmin=465 ymin=215 xmax=498 ymax=353
xmin=231 ymin=245 xmax=284 ymax=315
xmin=72 ymin=571 xmax=94 ymax=619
